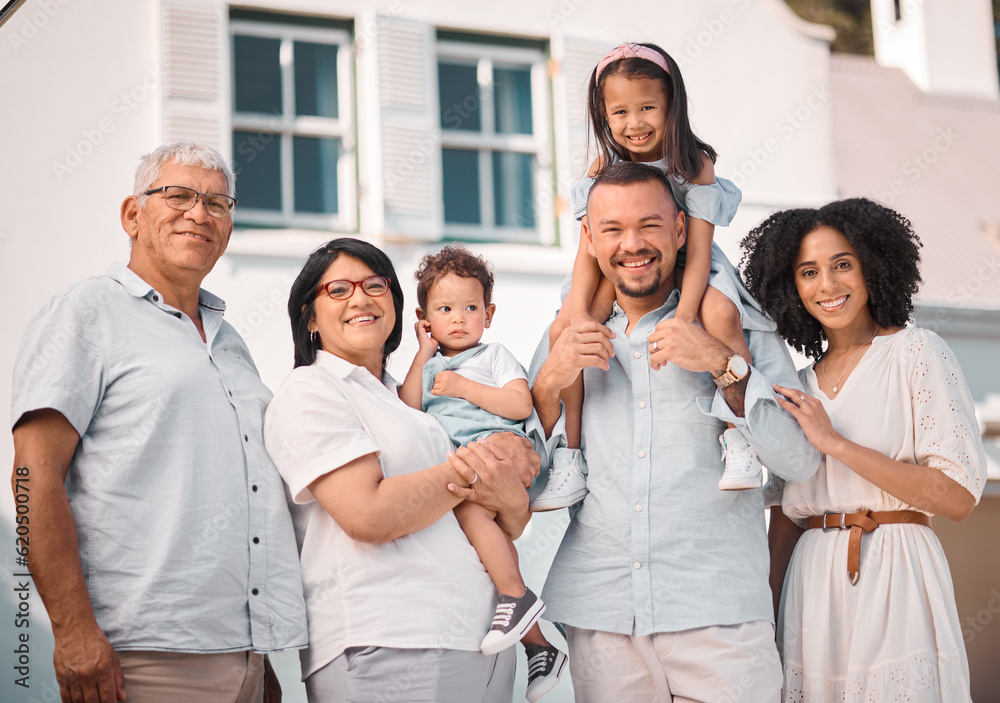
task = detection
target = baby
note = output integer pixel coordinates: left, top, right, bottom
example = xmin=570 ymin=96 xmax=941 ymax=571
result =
xmin=399 ymin=246 xmax=566 ymax=703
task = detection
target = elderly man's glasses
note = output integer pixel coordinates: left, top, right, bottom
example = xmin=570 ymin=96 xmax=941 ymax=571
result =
xmin=144 ymin=185 xmax=238 ymax=218
xmin=316 ymin=276 xmax=392 ymax=300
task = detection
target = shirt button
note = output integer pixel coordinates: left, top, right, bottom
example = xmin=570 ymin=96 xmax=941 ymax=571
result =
xmin=244 ymin=435 xmax=249 ymax=442
xmin=229 ymin=390 xmax=233 ymax=397
xmin=635 ymin=504 xmax=642 ymax=511
xmin=252 ymin=588 xmax=259 ymax=596
xmin=638 ymin=450 xmax=646 ymax=458
xmin=152 ymin=295 xmax=159 ymax=302
xmin=638 ymin=401 xmax=646 ymax=409
xmin=633 ymin=352 xmax=641 ymax=359
xmin=633 ymin=562 xmax=641 ymax=569
xmin=253 ymin=537 xmax=260 ymax=544
xmin=252 ymin=485 xmax=258 ymax=492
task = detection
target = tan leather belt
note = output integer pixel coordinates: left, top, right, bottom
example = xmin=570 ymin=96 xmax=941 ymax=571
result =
xmin=805 ymin=510 xmax=931 ymax=585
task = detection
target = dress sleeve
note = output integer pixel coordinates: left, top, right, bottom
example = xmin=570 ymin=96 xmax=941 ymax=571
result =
xmin=670 ymin=175 xmax=742 ymax=227
xmin=571 ymin=176 xmax=595 ymax=221
xmin=909 ymin=329 xmax=987 ymax=503
xmin=264 ymin=370 xmax=381 ymax=504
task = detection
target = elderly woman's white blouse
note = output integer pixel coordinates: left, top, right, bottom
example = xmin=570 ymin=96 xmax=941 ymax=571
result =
xmin=264 ymin=351 xmax=495 ymax=680
xmin=779 ymin=327 xmax=986 ymax=702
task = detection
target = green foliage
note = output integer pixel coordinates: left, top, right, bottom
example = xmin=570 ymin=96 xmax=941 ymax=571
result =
xmin=784 ymin=0 xmax=874 ymax=55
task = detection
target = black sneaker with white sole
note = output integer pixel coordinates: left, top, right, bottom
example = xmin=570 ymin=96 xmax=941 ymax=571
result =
xmin=524 ymin=643 xmax=568 ymax=702
xmin=479 ymin=588 xmax=545 ymax=655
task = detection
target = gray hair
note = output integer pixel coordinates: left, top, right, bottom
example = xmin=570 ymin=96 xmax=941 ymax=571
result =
xmin=133 ymin=143 xmax=236 ymax=203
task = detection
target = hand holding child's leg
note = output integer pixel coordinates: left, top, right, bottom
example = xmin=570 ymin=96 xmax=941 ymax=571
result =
xmin=699 ymin=288 xmax=763 ymax=491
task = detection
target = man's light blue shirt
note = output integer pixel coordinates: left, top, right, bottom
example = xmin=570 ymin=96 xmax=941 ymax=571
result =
xmin=532 ymin=289 xmax=820 ymax=635
xmin=11 ymin=262 xmax=307 ymax=653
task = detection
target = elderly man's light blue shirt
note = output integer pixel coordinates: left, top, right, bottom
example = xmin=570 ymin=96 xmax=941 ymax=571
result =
xmin=532 ymin=290 xmax=820 ymax=635
xmin=11 ymin=262 xmax=307 ymax=653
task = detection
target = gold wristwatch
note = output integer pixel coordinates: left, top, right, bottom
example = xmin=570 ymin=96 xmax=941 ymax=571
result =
xmin=712 ymin=354 xmax=749 ymax=389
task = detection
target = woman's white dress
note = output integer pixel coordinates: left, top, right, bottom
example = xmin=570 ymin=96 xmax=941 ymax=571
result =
xmin=779 ymin=327 xmax=986 ymax=702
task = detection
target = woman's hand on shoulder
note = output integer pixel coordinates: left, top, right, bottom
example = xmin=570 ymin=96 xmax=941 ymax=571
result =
xmin=772 ymin=384 xmax=845 ymax=456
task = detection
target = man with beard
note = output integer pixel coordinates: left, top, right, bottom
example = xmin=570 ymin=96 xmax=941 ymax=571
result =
xmin=530 ymin=161 xmax=819 ymax=701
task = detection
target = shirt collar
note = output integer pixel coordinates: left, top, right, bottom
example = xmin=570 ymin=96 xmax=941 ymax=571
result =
xmin=107 ymin=261 xmax=226 ymax=311
xmin=314 ymin=350 xmax=398 ymax=390
xmin=609 ymin=287 xmax=681 ymax=322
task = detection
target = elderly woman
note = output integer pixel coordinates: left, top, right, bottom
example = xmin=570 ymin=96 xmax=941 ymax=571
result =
xmin=741 ymin=198 xmax=986 ymax=702
xmin=263 ymin=238 xmax=537 ymax=702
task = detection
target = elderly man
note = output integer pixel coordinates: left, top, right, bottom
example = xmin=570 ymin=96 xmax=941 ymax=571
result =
xmin=10 ymin=143 xmax=306 ymax=703
xmin=531 ymin=161 xmax=821 ymax=702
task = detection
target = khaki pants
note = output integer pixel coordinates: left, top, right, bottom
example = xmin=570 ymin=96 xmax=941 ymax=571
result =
xmin=566 ymin=621 xmax=782 ymax=703
xmin=118 ymin=650 xmax=264 ymax=703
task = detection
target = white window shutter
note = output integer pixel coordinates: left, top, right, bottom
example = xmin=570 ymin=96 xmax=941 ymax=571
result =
xmin=551 ymin=35 xmax=608 ymax=247
xmin=161 ymin=0 xmax=227 ymax=155
xmin=370 ymin=17 xmax=443 ymax=240
xmin=554 ymin=36 xmax=608 ymax=179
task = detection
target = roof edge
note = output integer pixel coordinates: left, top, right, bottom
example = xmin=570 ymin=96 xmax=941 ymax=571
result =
xmin=759 ymin=0 xmax=836 ymax=43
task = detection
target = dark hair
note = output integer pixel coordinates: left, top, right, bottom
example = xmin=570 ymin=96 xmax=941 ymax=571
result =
xmin=415 ymin=246 xmax=494 ymax=310
xmin=588 ymin=161 xmax=677 ymax=214
xmin=740 ymin=198 xmax=922 ymax=360
xmin=287 ymin=238 xmax=405 ymax=375
xmin=587 ymin=42 xmax=716 ymax=182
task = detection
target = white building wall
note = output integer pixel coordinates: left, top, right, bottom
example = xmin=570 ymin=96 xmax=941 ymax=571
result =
xmin=871 ymin=0 xmax=1000 ymax=99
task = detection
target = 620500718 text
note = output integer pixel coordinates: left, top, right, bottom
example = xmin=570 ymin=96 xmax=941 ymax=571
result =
xmin=13 ymin=466 xmax=33 ymax=689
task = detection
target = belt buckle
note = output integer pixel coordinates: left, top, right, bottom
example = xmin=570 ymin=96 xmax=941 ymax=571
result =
xmin=822 ymin=512 xmax=846 ymax=531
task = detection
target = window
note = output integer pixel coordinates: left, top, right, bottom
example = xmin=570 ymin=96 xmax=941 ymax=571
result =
xmin=436 ymin=39 xmax=552 ymax=243
xmin=231 ymin=17 xmax=355 ymax=230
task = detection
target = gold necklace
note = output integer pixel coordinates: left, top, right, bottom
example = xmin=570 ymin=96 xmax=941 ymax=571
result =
xmin=821 ymin=327 xmax=879 ymax=393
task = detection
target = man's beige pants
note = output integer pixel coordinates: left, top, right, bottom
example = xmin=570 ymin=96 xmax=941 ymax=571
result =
xmin=566 ymin=620 xmax=782 ymax=702
xmin=118 ymin=650 xmax=264 ymax=703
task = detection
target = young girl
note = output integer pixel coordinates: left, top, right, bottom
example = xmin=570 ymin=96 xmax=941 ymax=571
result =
xmin=532 ymin=42 xmax=771 ymax=511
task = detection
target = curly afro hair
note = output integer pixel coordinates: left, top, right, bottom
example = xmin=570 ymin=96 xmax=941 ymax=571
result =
xmin=415 ymin=246 xmax=494 ymax=310
xmin=740 ymin=197 xmax=922 ymax=360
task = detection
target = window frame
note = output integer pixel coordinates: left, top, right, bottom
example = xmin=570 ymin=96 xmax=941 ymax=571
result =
xmin=230 ymin=19 xmax=356 ymax=231
xmin=436 ymin=40 xmax=554 ymax=245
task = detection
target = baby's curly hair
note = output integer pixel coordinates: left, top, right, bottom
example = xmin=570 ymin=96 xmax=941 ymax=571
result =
xmin=740 ymin=197 xmax=922 ymax=360
xmin=415 ymin=246 xmax=494 ymax=310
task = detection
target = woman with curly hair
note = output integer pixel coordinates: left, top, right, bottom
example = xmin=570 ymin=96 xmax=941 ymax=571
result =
xmin=741 ymin=198 xmax=986 ymax=702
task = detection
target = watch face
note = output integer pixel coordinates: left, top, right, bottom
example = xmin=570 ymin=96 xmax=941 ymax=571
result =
xmin=730 ymin=355 xmax=749 ymax=376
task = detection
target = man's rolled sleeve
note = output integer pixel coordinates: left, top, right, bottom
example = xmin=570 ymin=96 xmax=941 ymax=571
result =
xmin=526 ymin=327 xmax=570 ymax=494
xmin=697 ymin=330 xmax=821 ymax=482
xmin=12 ymin=293 xmax=105 ymax=435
